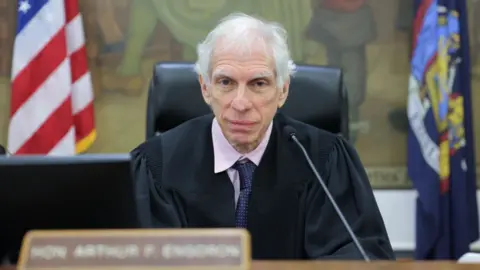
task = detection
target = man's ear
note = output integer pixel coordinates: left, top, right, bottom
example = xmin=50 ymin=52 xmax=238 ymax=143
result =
xmin=277 ymin=80 xmax=290 ymax=108
xmin=199 ymin=75 xmax=211 ymax=105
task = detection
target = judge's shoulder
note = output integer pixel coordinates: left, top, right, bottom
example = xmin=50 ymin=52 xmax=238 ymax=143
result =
xmin=131 ymin=114 xmax=214 ymax=159
xmin=281 ymin=114 xmax=350 ymax=155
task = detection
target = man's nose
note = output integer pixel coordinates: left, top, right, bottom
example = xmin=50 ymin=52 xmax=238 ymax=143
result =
xmin=231 ymin=86 xmax=252 ymax=111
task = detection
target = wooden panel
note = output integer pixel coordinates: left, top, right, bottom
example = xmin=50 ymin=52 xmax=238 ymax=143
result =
xmin=0 ymin=0 xmax=14 ymax=77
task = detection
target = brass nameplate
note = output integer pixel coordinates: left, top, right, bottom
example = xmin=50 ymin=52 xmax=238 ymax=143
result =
xmin=18 ymin=229 xmax=251 ymax=270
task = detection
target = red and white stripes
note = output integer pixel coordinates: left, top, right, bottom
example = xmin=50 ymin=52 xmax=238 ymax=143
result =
xmin=8 ymin=0 xmax=95 ymax=155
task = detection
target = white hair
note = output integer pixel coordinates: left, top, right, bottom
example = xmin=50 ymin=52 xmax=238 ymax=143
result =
xmin=194 ymin=13 xmax=296 ymax=88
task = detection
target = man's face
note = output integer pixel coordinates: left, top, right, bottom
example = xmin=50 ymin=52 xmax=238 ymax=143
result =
xmin=199 ymin=43 xmax=289 ymax=152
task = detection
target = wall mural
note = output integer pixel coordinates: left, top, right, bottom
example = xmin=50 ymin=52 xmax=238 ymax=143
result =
xmin=1 ymin=0 xmax=480 ymax=188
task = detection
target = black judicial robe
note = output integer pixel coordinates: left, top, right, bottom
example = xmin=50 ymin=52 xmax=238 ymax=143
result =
xmin=131 ymin=113 xmax=395 ymax=260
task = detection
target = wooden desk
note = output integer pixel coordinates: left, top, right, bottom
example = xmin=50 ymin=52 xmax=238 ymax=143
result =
xmin=251 ymin=261 xmax=479 ymax=269
xmin=1 ymin=261 xmax=479 ymax=270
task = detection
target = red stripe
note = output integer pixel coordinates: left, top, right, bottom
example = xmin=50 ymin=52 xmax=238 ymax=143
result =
xmin=15 ymin=98 xmax=73 ymax=155
xmin=74 ymin=102 xmax=95 ymax=142
xmin=449 ymin=92 xmax=460 ymax=99
xmin=439 ymin=131 xmax=449 ymax=141
xmin=10 ymin=28 xmax=67 ymax=116
xmin=64 ymin=0 xmax=80 ymax=24
xmin=70 ymin=46 xmax=88 ymax=82
xmin=440 ymin=179 xmax=450 ymax=194
xmin=412 ymin=0 xmax=434 ymax=50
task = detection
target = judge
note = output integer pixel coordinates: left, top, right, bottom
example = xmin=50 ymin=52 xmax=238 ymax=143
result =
xmin=131 ymin=13 xmax=395 ymax=260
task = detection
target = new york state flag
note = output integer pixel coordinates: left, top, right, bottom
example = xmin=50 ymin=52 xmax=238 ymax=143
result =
xmin=407 ymin=0 xmax=478 ymax=260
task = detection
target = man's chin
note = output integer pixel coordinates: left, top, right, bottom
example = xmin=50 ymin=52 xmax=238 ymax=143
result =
xmin=230 ymin=136 xmax=253 ymax=146
xmin=227 ymin=133 xmax=258 ymax=150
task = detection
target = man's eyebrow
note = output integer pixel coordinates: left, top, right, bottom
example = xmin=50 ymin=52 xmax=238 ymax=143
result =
xmin=212 ymin=70 xmax=231 ymax=78
xmin=250 ymin=72 xmax=274 ymax=80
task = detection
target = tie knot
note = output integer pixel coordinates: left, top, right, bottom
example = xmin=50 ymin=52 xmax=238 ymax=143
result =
xmin=233 ymin=160 xmax=256 ymax=190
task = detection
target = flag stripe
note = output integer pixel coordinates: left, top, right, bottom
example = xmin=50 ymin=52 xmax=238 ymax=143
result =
xmin=8 ymin=59 xmax=72 ymax=153
xmin=64 ymin=0 xmax=80 ymax=23
xmin=72 ymin=73 xmax=93 ymax=113
xmin=65 ymin=15 xmax=84 ymax=54
xmin=12 ymin=0 xmax=65 ymax=79
xmin=10 ymin=28 xmax=67 ymax=116
xmin=65 ymin=0 xmax=96 ymax=153
xmin=70 ymin=46 xmax=88 ymax=82
xmin=74 ymin=102 xmax=95 ymax=141
xmin=48 ymin=127 xmax=75 ymax=155
xmin=15 ymin=98 xmax=73 ymax=155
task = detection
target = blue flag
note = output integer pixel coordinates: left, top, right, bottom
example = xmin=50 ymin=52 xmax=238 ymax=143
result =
xmin=407 ymin=0 xmax=479 ymax=260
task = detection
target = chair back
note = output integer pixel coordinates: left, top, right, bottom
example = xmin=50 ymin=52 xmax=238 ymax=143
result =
xmin=146 ymin=62 xmax=349 ymax=139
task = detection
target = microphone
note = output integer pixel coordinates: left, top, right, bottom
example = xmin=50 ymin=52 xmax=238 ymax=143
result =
xmin=283 ymin=125 xmax=371 ymax=262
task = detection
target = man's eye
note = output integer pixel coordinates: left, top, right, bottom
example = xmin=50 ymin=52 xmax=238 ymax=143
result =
xmin=255 ymin=81 xmax=266 ymax=87
xmin=252 ymin=80 xmax=268 ymax=88
xmin=219 ymin=79 xmax=231 ymax=85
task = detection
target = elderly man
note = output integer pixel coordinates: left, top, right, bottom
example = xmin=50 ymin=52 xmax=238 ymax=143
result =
xmin=131 ymin=13 xmax=394 ymax=260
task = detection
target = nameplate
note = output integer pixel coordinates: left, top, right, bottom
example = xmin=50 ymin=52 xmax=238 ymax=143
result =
xmin=18 ymin=229 xmax=251 ymax=270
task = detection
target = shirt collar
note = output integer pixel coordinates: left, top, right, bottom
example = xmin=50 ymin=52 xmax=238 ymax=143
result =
xmin=212 ymin=118 xmax=272 ymax=173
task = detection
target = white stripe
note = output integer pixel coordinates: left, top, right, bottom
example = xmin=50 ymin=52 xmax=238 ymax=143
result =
xmin=72 ymin=72 xmax=94 ymax=114
xmin=7 ymin=60 xmax=72 ymax=153
xmin=11 ymin=0 xmax=65 ymax=79
xmin=66 ymin=15 xmax=85 ymax=55
xmin=48 ymin=127 xmax=75 ymax=155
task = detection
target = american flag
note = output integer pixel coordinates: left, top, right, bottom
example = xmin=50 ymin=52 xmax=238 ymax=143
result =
xmin=7 ymin=0 xmax=95 ymax=155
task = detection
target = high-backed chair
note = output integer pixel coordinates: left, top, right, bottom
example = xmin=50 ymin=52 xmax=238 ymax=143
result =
xmin=146 ymin=61 xmax=349 ymax=140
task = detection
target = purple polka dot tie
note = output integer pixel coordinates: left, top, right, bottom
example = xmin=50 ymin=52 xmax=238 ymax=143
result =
xmin=233 ymin=160 xmax=256 ymax=228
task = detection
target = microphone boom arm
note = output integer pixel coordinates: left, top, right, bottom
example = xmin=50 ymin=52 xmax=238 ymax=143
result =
xmin=290 ymin=134 xmax=371 ymax=262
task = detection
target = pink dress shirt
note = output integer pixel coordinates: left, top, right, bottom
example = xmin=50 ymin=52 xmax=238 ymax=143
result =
xmin=211 ymin=118 xmax=272 ymax=206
